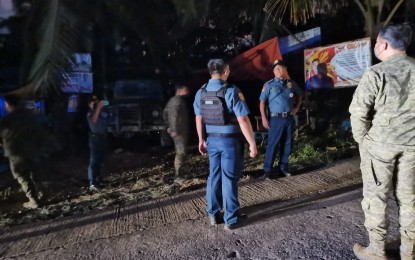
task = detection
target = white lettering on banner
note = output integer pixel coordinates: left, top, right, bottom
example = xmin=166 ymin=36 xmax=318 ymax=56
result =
xmin=62 ymin=53 xmax=93 ymax=93
xmin=331 ymin=41 xmax=370 ymax=84
xmin=285 ymin=27 xmax=321 ymax=47
xmin=304 ymin=38 xmax=372 ymax=88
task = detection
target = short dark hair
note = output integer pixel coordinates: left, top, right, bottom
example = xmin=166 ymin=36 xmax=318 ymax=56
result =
xmin=3 ymin=95 xmax=21 ymax=108
xmin=379 ymin=23 xmax=412 ymax=51
xmin=207 ymin=59 xmax=228 ymax=74
xmin=175 ymin=84 xmax=188 ymax=92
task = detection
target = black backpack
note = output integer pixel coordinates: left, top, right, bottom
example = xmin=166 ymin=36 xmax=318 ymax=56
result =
xmin=200 ymin=83 xmax=237 ymax=125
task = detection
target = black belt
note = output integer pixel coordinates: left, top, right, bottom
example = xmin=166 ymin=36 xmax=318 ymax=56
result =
xmin=270 ymin=112 xmax=290 ymax=118
xmin=208 ymin=133 xmax=242 ymax=138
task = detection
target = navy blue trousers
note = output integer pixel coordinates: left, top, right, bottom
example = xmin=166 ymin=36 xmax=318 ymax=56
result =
xmin=206 ymin=136 xmax=244 ymax=225
xmin=263 ymin=117 xmax=293 ymax=173
xmin=88 ymin=134 xmax=108 ymax=185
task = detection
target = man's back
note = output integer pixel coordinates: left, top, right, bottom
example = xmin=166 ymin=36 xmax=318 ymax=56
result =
xmin=0 ymin=109 xmax=48 ymax=158
xmin=350 ymin=54 xmax=415 ymax=146
xmin=164 ymin=95 xmax=190 ymax=136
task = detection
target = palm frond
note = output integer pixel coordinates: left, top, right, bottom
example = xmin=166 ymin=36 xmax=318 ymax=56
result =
xmin=170 ymin=0 xmax=207 ymax=31
xmin=23 ymin=0 xmax=90 ymax=97
xmin=263 ymin=0 xmax=349 ymax=25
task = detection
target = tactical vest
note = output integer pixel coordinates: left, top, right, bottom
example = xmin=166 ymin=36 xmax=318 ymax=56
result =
xmin=200 ymin=83 xmax=237 ymax=125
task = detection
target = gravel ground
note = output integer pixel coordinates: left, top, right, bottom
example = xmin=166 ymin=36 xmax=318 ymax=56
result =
xmin=2 ymin=157 xmax=403 ymax=260
xmin=1 ymin=134 xmax=392 ymax=260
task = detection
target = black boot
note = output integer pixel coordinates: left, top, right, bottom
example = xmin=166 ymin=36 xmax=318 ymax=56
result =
xmin=279 ymin=165 xmax=292 ymax=177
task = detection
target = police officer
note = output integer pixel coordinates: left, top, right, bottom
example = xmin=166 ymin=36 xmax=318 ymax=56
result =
xmin=193 ymin=59 xmax=257 ymax=230
xmin=0 ymin=95 xmax=46 ymax=209
xmin=163 ymin=85 xmax=191 ymax=183
xmin=87 ymin=95 xmax=108 ymax=192
xmin=260 ymin=60 xmax=303 ymax=178
xmin=350 ymin=24 xmax=415 ymax=260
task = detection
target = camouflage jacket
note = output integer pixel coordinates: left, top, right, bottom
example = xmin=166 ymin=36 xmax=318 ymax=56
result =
xmin=349 ymin=54 xmax=415 ymax=146
xmin=163 ymin=95 xmax=190 ymax=136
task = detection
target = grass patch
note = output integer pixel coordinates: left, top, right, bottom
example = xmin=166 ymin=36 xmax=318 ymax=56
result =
xmin=289 ymin=130 xmax=358 ymax=170
xmin=290 ymin=143 xmax=325 ymax=165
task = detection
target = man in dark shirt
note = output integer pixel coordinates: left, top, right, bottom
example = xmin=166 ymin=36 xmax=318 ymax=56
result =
xmin=86 ymin=95 xmax=108 ymax=192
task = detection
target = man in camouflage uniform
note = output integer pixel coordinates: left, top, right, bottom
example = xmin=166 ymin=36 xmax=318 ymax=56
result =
xmin=163 ymin=85 xmax=191 ymax=183
xmin=0 ymin=95 xmax=46 ymax=209
xmin=349 ymin=23 xmax=415 ymax=260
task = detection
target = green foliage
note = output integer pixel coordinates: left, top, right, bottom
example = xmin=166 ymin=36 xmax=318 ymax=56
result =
xmin=11 ymin=0 xmax=271 ymax=96
xmin=263 ymin=0 xmax=411 ymax=38
xmin=289 ymin=143 xmax=325 ymax=165
xmin=289 ymin=130 xmax=358 ymax=167
xmin=19 ymin=0 xmax=92 ymax=97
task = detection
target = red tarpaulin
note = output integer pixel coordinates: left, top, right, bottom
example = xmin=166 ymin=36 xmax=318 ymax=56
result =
xmin=229 ymin=37 xmax=282 ymax=82
xmin=183 ymin=37 xmax=283 ymax=91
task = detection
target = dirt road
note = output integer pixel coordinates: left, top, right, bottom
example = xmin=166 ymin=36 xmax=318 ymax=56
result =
xmin=0 ymin=157 xmax=392 ymax=259
xmin=0 ymin=156 xmax=403 ymax=259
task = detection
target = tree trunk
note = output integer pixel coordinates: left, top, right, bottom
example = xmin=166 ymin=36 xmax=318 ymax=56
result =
xmin=354 ymin=0 xmax=376 ymax=39
xmin=384 ymin=0 xmax=406 ymax=25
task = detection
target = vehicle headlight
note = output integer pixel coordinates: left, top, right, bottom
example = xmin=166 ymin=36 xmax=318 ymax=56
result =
xmin=152 ymin=110 xmax=160 ymax=117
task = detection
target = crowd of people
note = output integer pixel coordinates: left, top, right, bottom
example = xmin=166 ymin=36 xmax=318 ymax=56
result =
xmin=0 ymin=22 xmax=413 ymax=259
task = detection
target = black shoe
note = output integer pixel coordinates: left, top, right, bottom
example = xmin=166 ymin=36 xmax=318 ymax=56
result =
xmin=260 ymin=172 xmax=273 ymax=180
xmin=224 ymin=214 xmax=248 ymax=230
xmin=279 ymin=167 xmax=292 ymax=177
xmin=95 ymin=177 xmax=107 ymax=186
xmin=209 ymin=213 xmax=224 ymax=226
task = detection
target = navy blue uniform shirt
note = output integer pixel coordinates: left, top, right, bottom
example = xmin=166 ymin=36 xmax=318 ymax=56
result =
xmin=259 ymin=78 xmax=303 ymax=113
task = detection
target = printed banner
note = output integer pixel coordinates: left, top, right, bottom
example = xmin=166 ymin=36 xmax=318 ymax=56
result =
xmin=62 ymin=72 xmax=93 ymax=93
xmin=62 ymin=53 xmax=93 ymax=93
xmin=71 ymin=53 xmax=92 ymax=72
xmin=67 ymin=94 xmax=79 ymax=112
xmin=279 ymin=27 xmax=321 ymax=55
xmin=304 ymin=38 xmax=371 ymax=90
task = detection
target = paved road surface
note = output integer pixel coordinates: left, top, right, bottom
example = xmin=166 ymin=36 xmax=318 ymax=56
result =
xmin=0 ymin=157 xmax=403 ymax=259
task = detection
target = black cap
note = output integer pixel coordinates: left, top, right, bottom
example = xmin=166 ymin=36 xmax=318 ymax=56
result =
xmin=272 ymin=59 xmax=286 ymax=68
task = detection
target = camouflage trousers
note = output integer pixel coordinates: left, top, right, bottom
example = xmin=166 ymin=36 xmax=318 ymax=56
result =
xmin=8 ymin=156 xmax=40 ymax=202
xmin=360 ymin=138 xmax=415 ymax=243
xmin=173 ymin=135 xmax=188 ymax=178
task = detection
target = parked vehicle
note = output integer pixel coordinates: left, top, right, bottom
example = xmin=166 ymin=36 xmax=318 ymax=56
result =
xmin=103 ymin=79 xmax=166 ymax=138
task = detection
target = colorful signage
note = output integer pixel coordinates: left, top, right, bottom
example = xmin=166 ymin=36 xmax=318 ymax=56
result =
xmin=304 ymin=38 xmax=371 ymax=90
xmin=62 ymin=53 xmax=93 ymax=93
